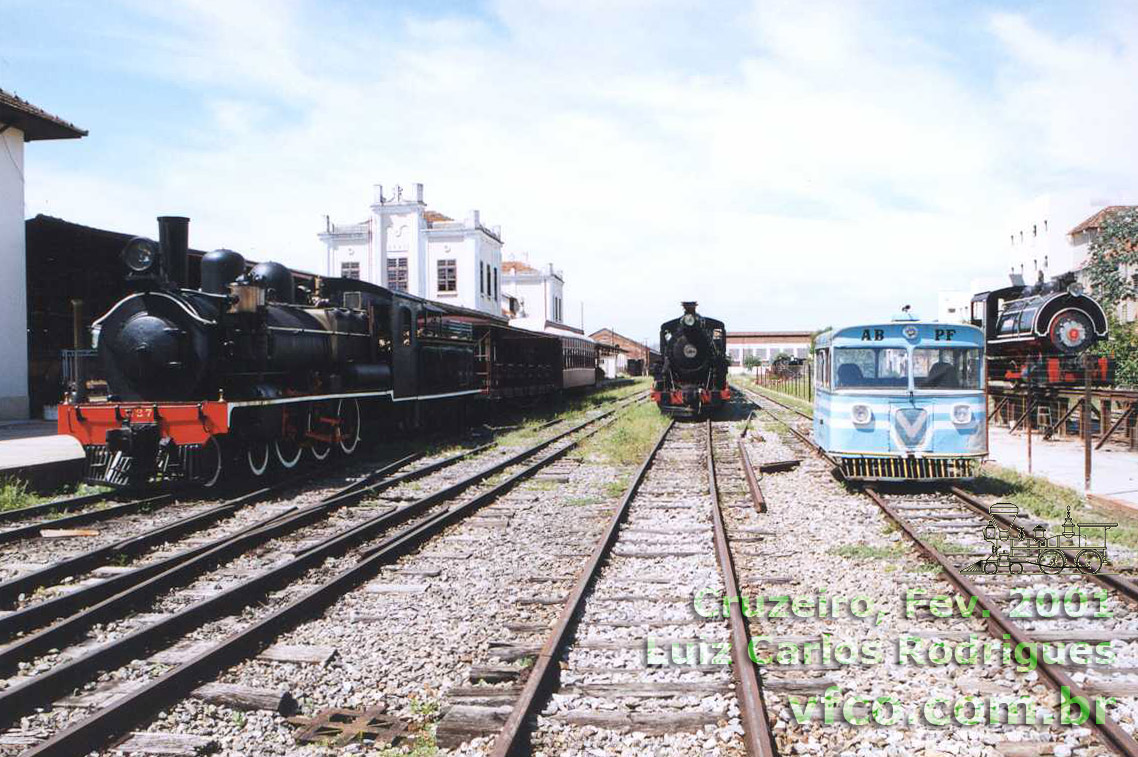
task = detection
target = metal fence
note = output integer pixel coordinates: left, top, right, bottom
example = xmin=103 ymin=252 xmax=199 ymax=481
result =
xmin=750 ymin=359 xmax=814 ymax=404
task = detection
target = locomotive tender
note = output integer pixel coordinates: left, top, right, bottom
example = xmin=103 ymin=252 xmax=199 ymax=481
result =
xmin=812 ymin=316 xmax=987 ymax=480
xmin=650 ymin=302 xmax=730 ymax=417
xmin=59 ymin=216 xmax=594 ymax=487
xmin=971 ymin=274 xmax=1111 ymax=386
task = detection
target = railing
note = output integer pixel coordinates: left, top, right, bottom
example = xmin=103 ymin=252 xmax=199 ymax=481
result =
xmin=749 ymin=359 xmax=814 ymax=404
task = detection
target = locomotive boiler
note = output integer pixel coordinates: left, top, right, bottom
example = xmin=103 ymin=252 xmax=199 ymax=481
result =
xmin=650 ymin=302 xmax=730 ymax=417
xmin=970 ymin=273 xmax=1111 ymax=386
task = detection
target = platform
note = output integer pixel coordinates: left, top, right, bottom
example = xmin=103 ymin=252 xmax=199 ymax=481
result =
xmin=986 ymin=426 xmax=1138 ymax=511
xmin=0 ymin=420 xmax=84 ymax=491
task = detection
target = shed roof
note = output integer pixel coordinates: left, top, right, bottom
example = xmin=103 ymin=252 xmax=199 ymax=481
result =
xmin=0 ymin=89 xmax=86 ymax=141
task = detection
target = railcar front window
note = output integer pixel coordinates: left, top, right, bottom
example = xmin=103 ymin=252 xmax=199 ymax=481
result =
xmin=913 ymin=348 xmax=982 ymax=389
xmin=833 ymin=348 xmax=908 ymax=389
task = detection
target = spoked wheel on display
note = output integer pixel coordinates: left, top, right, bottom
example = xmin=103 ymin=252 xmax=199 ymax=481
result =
xmin=247 ymin=441 xmax=271 ymax=478
xmin=198 ymin=437 xmax=223 ymax=488
xmin=338 ymin=398 xmax=362 ymax=456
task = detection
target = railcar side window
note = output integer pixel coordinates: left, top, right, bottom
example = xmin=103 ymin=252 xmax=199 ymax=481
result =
xmin=833 ymin=348 xmax=908 ymax=389
xmin=912 ymin=348 xmax=982 ymax=389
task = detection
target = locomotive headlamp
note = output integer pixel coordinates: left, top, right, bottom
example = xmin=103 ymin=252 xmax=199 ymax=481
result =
xmin=851 ymin=404 xmax=872 ymax=425
xmin=681 ymin=314 xmax=696 ymax=327
xmin=123 ymin=237 xmax=161 ymax=274
xmin=952 ymin=404 xmax=972 ymax=424
xmin=1067 ymin=282 xmax=1085 ymax=297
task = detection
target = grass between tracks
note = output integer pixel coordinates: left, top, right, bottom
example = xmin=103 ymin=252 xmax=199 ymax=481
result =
xmin=0 ymin=478 xmax=107 ymax=512
xmin=740 ymin=379 xmax=815 ymax=418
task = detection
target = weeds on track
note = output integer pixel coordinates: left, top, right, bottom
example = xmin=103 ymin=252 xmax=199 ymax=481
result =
xmin=0 ymin=479 xmax=108 ymax=512
xmin=828 ymin=544 xmax=903 ymax=560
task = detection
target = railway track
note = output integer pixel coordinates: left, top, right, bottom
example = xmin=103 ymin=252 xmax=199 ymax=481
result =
xmin=480 ymin=415 xmax=775 ymax=756
xmin=735 ymin=382 xmax=1138 ymax=756
xmin=0 ymin=396 xmax=642 ymax=756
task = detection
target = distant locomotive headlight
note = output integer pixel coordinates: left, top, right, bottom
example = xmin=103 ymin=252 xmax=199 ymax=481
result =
xmin=122 ymin=237 xmax=160 ymax=274
xmin=952 ymin=404 xmax=972 ymax=424
xmin=851 ymin=404 xmax=872 ymax=425
xmin=683 ymin=344 xmax=699 ymax=359
xmin=682 ymin=314 xmax=696 ymax=327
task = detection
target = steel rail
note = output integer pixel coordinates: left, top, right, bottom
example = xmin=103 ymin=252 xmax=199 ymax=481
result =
xmin=0 ymin=407 xmax=622 ymax=733
xmin=948 ymin=485 xmax=1138 ymax=607
xmin=490 ymin=419 xmax=675 ymax=757
xmin=0 ymin=493 xmax=172 ymax=546
xmin=737 ymin=438 xmax=766 ymax=513
xmin=706 ymin=421 xmax=779 ymax=757
xmin=863 ymin=486 xmax=1138 ymax=757
xmin=0 ymin=445 xmax=486 ymax=671
xmin=20 ymin=404 xmax=630 ymax=757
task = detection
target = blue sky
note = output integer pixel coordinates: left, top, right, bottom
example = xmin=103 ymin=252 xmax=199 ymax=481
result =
xmin=3 ymin=0 xmax=1137 ymax=342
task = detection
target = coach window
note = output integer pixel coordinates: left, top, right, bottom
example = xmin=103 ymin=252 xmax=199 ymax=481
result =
xmin=400 ymin=307 xmax=413 ymax=347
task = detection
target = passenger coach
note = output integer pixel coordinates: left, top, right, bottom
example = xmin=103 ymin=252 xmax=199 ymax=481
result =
xmin=812 ymin=317 xmax=987 ymax=480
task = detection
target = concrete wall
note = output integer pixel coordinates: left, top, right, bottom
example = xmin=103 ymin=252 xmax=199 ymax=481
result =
xmin=0 ymin=126 xmax=28 ymax=419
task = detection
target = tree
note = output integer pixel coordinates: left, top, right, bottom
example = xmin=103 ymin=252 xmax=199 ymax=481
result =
xmin=743 ymin=355 xmax=763 ymax=369
xmin=1084 ymin=207 xmax=1138 ymax=387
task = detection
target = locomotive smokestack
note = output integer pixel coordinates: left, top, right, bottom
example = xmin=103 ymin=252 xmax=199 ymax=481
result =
xmin=682 ymin=301 xmax=698 ymax=314
xmin=157 ymin=216 xmax=190 ymax=288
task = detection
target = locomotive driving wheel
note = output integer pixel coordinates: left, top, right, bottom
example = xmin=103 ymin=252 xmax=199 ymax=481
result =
xmin=307 ymin=402 xmax=334 ymax=462
xmin=338 ymin=399 xmax=361 ymax=455
xmin=247 ymin=441 xmax=271 ymax=477
xmin=1039 ymin=548 xmax=1067 ymax=574
xmin=274 ymin=408 xmax=304 ymax=469
xmin=1076 ymin=549 xmax=1104 ymax=574
xmin=199 ymin=437 xmax=223 ymax=488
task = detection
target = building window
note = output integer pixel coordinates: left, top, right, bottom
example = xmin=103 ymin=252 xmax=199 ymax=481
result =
xmin=479 ymin=262 xmax=485 ymax=296
xmin=493 ymin=268 xmax=498 ymax=299
xmin=387 ymin=257 xmax=408 ymax=292
xmin=341 ymin=261 xmax=360 ymax=280
xmin=437 ymin=259 xmax=456 ymax=293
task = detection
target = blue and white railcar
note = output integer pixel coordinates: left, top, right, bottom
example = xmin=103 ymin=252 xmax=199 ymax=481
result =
xmin=812 ymin=319 xmax=987 ymax=481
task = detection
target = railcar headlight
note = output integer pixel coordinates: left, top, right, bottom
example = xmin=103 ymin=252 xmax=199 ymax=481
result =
xmin=122 ymin=237 xmax=160 ymax=274
xmin=682 ymin=314 xmax=696 ymax=327
xmin=851 ymin=404 xmax=872 ymax=425
xmin=952 ymin=404 xmax=972 ymax=424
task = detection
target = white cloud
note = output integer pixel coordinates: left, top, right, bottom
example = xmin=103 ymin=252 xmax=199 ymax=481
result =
xmin=21 ymin=0 xmax=1138 ymax=339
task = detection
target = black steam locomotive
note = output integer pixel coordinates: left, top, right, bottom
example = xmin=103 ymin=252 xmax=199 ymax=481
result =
xmin=650 ymin=302 xmax=730 ymax=417
xmin=970 ymin=273 xmax=1111 ymax=386
xmin=60 ymin=217 xmax=586 ymax=487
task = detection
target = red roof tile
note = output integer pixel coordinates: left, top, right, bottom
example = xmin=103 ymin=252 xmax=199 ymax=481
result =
xmin=0 ymin=88 xmax=86 ymax=141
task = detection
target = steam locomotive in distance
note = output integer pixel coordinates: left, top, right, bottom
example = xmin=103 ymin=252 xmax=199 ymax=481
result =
xmin=59 ymin=216 xmax=593 ymax=488
xmin=650 ymin=302 xmax=730 ymax=417
xmin=970 ymin=273 xmax=1111 ymax=386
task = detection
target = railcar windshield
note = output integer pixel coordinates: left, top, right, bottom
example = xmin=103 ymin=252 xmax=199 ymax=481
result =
xmin=833 ymin=348 xmax=908 ymax=389
xmin=913 ymin=347 xmax=982 ymax=389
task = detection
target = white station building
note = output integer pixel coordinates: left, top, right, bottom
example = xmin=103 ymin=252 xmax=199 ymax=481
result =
xmin=0 ymin=89 xmax=85 ymax=419
xmin=319 ymin=183 xmax=503 ymax=316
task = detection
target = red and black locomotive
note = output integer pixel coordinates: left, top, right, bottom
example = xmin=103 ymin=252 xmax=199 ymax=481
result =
xmin=650 ymin=302 xmax=730 ymax=417
xmin=971 ymin=274 xmax=1112 ymax=386
xmin=59 ymin=216 xmax=590 ymax=488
